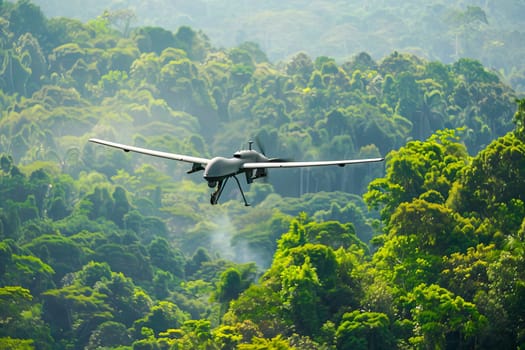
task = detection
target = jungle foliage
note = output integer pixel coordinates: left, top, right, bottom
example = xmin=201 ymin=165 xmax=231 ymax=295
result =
xmin=32 ymin=0 xmax=525 ymax=93
xmin=0 ymin=1 xmax=524 ymax=349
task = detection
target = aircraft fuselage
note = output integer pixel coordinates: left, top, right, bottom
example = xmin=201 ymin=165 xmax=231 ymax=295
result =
xmin=203 ymin=150 xmax=268 ymax=186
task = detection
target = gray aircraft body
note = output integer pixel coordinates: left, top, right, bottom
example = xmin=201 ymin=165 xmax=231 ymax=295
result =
xmin=89 ymin=138 xmax=384 ymax=206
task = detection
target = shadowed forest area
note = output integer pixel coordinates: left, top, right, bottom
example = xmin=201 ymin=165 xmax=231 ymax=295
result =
xmin=1 ymin=0 xmax=525 ymax=349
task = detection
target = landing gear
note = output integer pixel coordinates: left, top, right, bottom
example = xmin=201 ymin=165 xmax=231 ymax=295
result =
xmin=232 ymin=175 xmax=250 ymax=206
xmin=210 ymin=179 xmax=224 ymax=205
xmin=209 ymin=176 xmax=250 ymax=206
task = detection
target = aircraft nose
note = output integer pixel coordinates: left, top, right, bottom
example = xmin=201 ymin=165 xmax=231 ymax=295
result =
xmin=203 ymin=156 xmax=241 ymax=181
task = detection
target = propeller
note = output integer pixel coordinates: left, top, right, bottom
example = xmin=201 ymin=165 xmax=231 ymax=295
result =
xmin=252 ymin=135 xmax=293 ymax=183
xmin=254 ymin=135 xmax=266 ymax=156
xmin=255 ymin=135 xmax=291 ymax=163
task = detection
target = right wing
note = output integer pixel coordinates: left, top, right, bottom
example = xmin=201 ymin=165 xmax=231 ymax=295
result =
xmin=89 ymin=138 xmax=210 ymax=166
xmin=242 ymin=157 xmax=384 ymax=169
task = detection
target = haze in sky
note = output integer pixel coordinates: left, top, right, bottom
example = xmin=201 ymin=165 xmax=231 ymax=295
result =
xmin=33 ymin=0 xmax=525 ymax=91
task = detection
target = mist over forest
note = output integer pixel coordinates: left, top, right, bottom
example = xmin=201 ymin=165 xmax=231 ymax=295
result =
xmin=33 ymin=0 xmax=525 ymax=92
xmin=1 ymin=0 xmax=525 ymax=349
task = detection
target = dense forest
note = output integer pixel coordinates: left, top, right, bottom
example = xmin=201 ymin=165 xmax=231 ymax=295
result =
xmin=31 ymin=0 xmax=525 ymax=93
xmin=0 ymin=0 xmax=524 ymax=349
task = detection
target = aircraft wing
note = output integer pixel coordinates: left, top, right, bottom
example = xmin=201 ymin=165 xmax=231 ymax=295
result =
xmin=89 ymin=138 xmax=210 ymax=165
xmin=242 ymin=157 xmax=384 ymax=169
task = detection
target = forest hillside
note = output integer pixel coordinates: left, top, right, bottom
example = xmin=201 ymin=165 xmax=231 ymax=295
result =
xmin=32 ymin=0 xmax=525 ymax=92
xmin=0 ymin=0 xmax=524 ymax=349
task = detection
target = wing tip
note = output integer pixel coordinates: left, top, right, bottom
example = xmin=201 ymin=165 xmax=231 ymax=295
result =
xmin=89 ymin=137 xmax=104 ymax=144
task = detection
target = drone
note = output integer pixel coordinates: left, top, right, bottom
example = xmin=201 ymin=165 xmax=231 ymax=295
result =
xmin=89 ymin=138 xmax=384 ymax=206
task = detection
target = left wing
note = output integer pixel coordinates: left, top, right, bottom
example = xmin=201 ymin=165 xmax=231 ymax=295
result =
xmin=242 ymin=157 xmax=384 ymax=169
xmin=89 ymin=138 xmax=210 ymax=165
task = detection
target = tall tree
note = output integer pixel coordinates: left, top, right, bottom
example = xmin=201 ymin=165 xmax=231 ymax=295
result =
xmin=365 ymin=129 xmax=468 ymax=221
xmin=449 ymin=132 xmax=525 ymax=236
